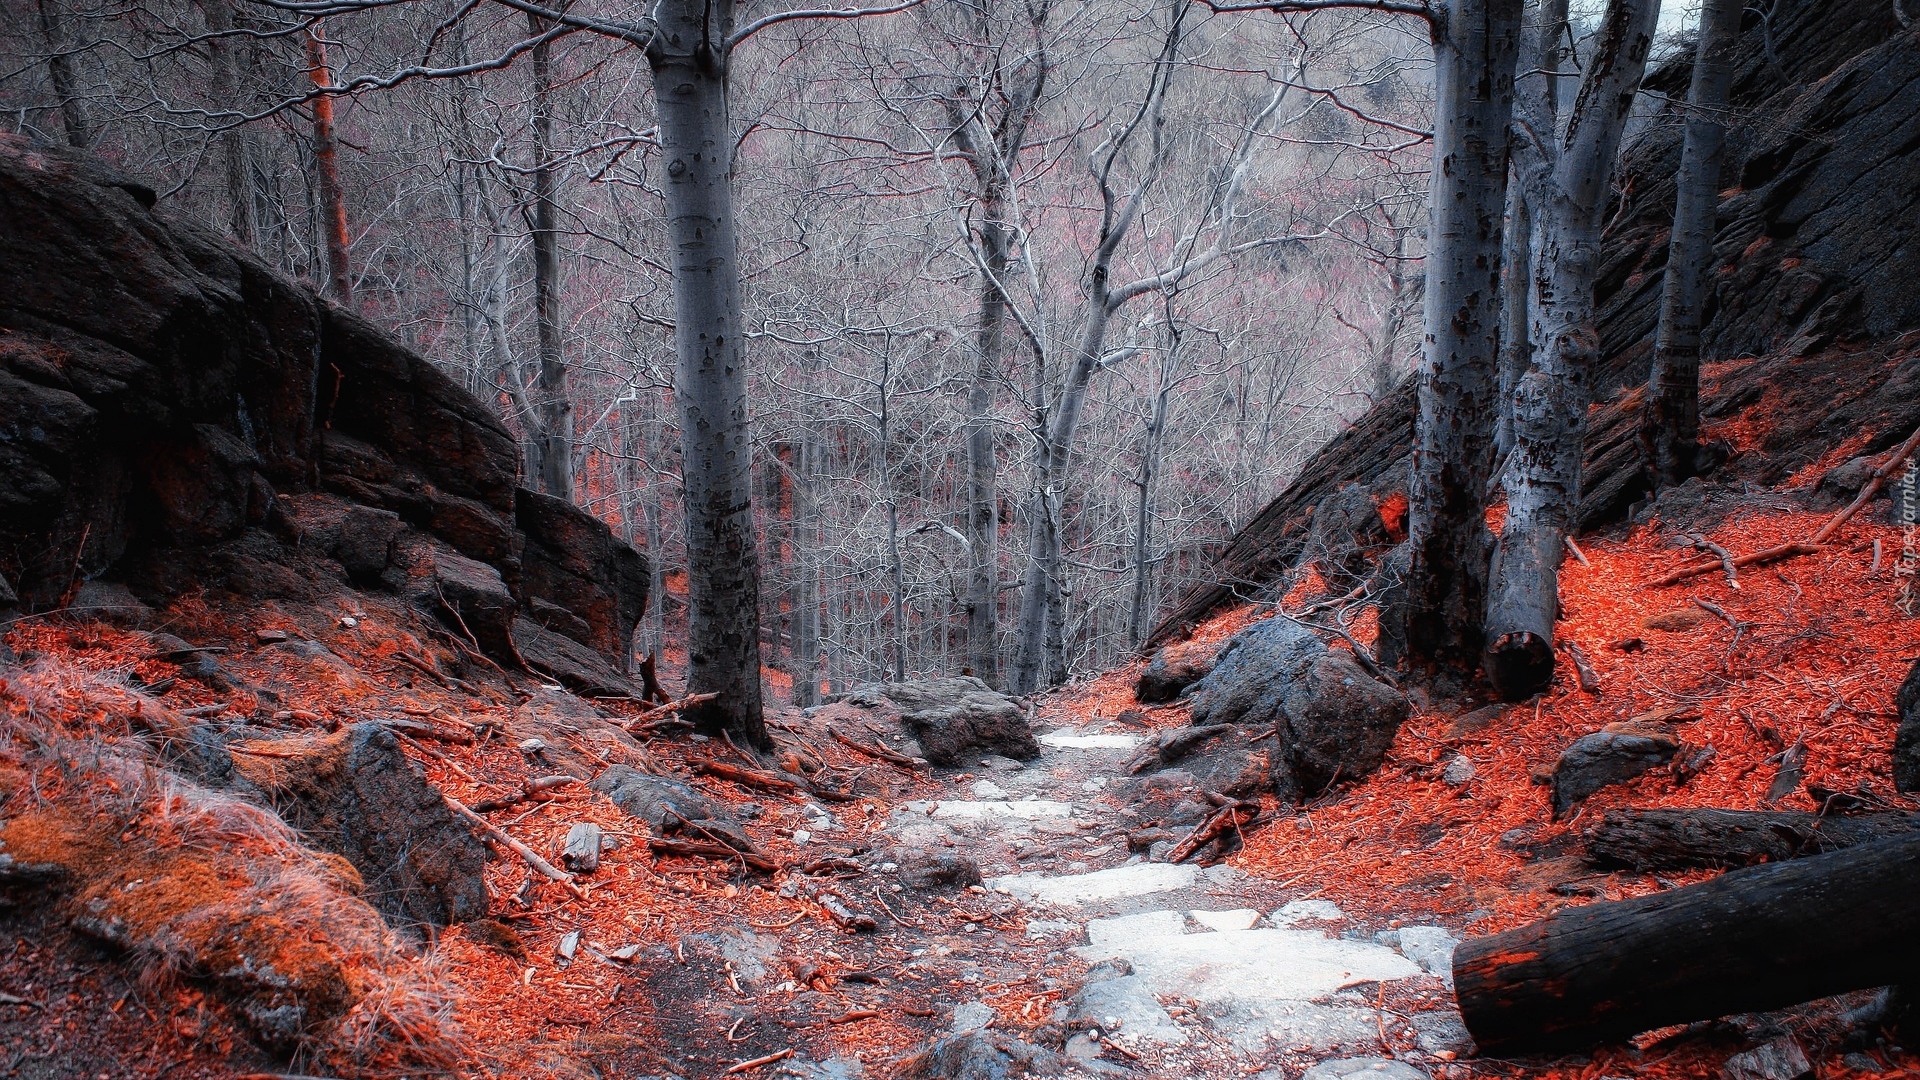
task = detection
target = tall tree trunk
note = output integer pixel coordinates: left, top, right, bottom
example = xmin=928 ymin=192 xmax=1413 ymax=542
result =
xmin=789 ymin=430 xmax=821 ymax=707
xmin=648 ymin=0 xmax=768 ymax=748
xmin=1643 ymin=0 xmax=1738 ymax=491
xmin=36 ymin=0 xmax=88 ymax=149
xmin=966 ymin=204 xmax=1011 ymax=686
xmin=1390 ymin=0 xmax=1523 ymax=674
xmin=197 ymin=0 xmax=256 ymax=245
xmin=1129 ymin=349 xmax=1174 ymax=647
xmin=1495 ymin=0 xmax=1568 ymax=462
xmin=1485 ymin=0 xmax=1660 ymax=699
xmin=528 ymin=13 xmax=574 ymax=501
xmin=304 ymin=25 xmax=352 ymax=303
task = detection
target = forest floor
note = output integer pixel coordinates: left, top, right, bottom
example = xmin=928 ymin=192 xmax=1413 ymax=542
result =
xmin=4 ymin=452 xmax=1920 ymax=1080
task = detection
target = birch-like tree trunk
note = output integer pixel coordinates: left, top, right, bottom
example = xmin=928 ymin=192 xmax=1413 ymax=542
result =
xmin=1643 ymin=0 xmax=1739 ymax=491
xmin=789 ymin=430 xmax=821 ymax=707
xmin=1391 ymin=0 xmax=1523 ymax=674
xmin=648 ymin=0 xmax=768 ymax=747
xmin=1485 ymin=0 xmax=1660 ymax=699
xmin=527 ymin=11 xmax=574 ymax=501
xmin=1495 ymin=0 xmax=1568 ymax=461
xmin=304 ymin=24 xmax=353 ymax=303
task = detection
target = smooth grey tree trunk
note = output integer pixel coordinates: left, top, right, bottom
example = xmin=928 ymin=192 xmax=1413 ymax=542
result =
xmin=789 ymin=431 xmax=821 ymax=707
xmin=1486 ymin=0 xmax=1660 ymax=699
xmin=528 ymin=13 xmax=574 ymax=502
xmin=1129 ymin=340 xmax=1176 ymax=647
xmin=945 ymin=9 xmax=1048 ymax=688
xmin=648 ymin=0 xmax=768 ymax=747
xmin=1643 ymin=0 xmax=1739 ymax=491
xmin=1494 ymin=0 xmax=1570 ymax=463
xmin=1392 ymin=0 xmax=1523 ymax=675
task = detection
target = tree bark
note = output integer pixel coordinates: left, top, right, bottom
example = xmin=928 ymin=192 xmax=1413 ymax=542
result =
xmin=789 ymin=430 xmax=821 ymax=708
xmin=304 ymin=24 xmax=353 ymax=303
xmin=648 ymin=0 xmax=768 ymax=748
xmin=1585 ymin=807 xmax=1920 ymax=871
xmin=528 ymin=11 xmax=574 ymax=501
xmin=1391 ymin=0 xmax=1523 ymax=674
xmin=1129 ymin=344 xmax=1175 ymax=648
xmin=197 ymin=0 xmax=256 ymax=246
xmin=1454 ymin=831 xmax=1920 ymax=1054
xmin=1642 ymin=0 xmax=1739 ymax=492
xmin=36 ymin=0 xmax=89 ymax=149
xmin=1484 ymin=0 xmax=1658 ymax=700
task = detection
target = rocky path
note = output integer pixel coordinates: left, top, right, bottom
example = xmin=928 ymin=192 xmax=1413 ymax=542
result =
xmin=860 ymin=709 xmax=1475 ymax=1080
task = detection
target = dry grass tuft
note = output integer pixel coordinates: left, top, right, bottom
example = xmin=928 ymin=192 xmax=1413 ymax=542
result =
xmin=0 ymin=651 xmax=470 ymax=1076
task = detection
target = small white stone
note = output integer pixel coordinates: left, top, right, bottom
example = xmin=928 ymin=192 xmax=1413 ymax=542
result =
xmin=972 ymin=779 xmax=1011 ymax=799
xmin=792 ymin=829 xmax=811 ymax=845
xmin=1271 ymin=899 xmax=1347 ymax=926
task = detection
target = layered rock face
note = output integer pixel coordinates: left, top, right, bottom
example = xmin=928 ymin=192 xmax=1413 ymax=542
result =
xmin=0 ymin=135 xmax=645 ymax=677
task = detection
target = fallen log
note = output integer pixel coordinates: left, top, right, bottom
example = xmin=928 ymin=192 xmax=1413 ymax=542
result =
xmin=647 ymin=837 xmax=779 ymax=874
xmin=829 ymin=728 xmax=925 ymax=770
xmin=691 ymin=758 xmax=801 ymax=795
xmin=1585 ymin=808 xmax=1920 ymax=870
xmin=1453 ymin=831 xmax=1920 ymax=1054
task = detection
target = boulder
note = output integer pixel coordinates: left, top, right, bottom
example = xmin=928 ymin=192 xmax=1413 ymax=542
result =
xmin=1893 ymin=659 xmax=1920 ymax=793
xmin=512 ymin=617 xmax=635 ymax=697
xmin=1135 ymin=639 xmax=1216 ymax=703
xmin=217 ymin=723 xmax=489 ymax=927
xmin=1186 ymin=618 xmax=1407 ymax=802
xmin=891 ymin=847 xmax=983 ymax=890
xmin=590 ymin=766 xmax=750 ymax=849
xmin=399 ymin=538 xmax=516 ymax=659
xmin=850 ymin=678 xmax=1039 ymax=767
xmin=1550 ymin=720 xmax=1681 ymax=818
xmin=895 ymin=1030 xmax=1060 ymax=1080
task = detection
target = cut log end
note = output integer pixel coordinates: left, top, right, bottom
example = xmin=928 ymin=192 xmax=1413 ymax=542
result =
xmin=1487 ymin=631 xmax=1555 ymax=701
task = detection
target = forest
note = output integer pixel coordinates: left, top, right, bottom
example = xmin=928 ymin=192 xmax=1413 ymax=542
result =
xmin=0 ymin=0 xmax=1918 ymax=1078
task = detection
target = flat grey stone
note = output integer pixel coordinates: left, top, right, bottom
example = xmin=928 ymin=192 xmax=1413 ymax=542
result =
xmin=1188 ymin=908 xmax=1261 ymax=932
xmin=1073 ymin=973 xmax=1188 ymax=1046
xmin=989 ymin=863 xmax=1198 ymax=905
xmin=1086 ymin=909 xmax=1186 ymax=946
xmin=1395 ymin=926 xmax=1460 ymax=979
xmin=950 ymin=1001 xmax=996 ymax=1034
xmin=1273 ymin=899 xmax=1347 ymax=926
xmin=1300 ymin=1056 xmax=1431 ymax=1080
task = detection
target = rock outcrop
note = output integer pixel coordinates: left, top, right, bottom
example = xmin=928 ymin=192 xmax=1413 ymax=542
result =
xmin=0 ymin=134 xmax=646 ymax=681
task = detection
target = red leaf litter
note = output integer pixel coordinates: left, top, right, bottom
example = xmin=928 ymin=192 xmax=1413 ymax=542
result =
xmin=4 ymin=453 xmax=1918 ymax=1080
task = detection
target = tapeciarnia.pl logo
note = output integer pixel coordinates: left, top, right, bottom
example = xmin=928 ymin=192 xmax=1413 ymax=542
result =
xmin=1898 ymin=458 xmax=1918 ymax=615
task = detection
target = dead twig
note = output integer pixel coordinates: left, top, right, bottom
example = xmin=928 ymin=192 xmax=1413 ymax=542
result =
xmin=726 ymin=1049 xmax=794 ymax=1075
xmin=444 ymin=793 xmax=587 ymax=900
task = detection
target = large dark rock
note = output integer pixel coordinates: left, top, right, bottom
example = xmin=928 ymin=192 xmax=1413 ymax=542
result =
xmin=889 ymin=848 xmax=983 ymax=891
xmin=590 ymin=766 xmax=750 ymax=849
xmin=216 ymin=723 xmax=488 ymax=928
xmin=0 ymin=134 xmax=648 ymax=674
xmin=896 ymin=1030 xmax=1059 ymax=1080
xmin=1550 ymin=720 xmax=1681 ymax=819
xmin=849 ymin=677 xmax=1040 ymax=767
xmin=1135 ymin=639 xmax=1216 ymax=703
xmin=1186 ymin=618 xmax=1406 ymax=802
xmin=1893 ymin=660 xmax=1920 ymax=793
xmin=512 ymin=617 xmax=635 ymax=697
xmin=517 ymin=486 xmax=649 ymax=670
